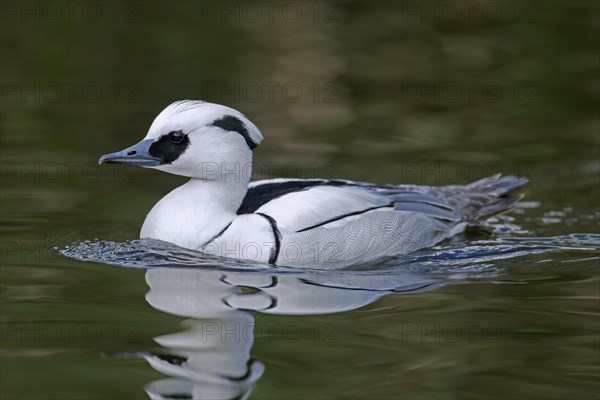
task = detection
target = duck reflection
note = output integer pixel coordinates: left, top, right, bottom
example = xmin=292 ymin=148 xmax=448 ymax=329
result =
xmin=141 ymin=267 xmax=445 ymax=400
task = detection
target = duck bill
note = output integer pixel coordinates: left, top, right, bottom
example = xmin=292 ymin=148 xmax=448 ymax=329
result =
xmin=98 ymin=139 xmax=161 ymax=166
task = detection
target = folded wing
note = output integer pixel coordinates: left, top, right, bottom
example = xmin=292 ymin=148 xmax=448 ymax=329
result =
xmin=238 ymin=178 xmax=464 ymax=233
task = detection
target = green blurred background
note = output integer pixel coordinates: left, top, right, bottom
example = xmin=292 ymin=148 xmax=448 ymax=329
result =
xmin=1 ymin=1 xmax=599 ymax=399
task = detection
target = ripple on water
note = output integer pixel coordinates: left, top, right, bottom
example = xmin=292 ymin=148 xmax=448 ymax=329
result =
xmin=57 ymin=233 xmax=599 ymax=282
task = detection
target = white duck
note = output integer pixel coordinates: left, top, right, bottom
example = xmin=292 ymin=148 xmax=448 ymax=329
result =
xmin=99 ymin=100 xmax=527 ymax=267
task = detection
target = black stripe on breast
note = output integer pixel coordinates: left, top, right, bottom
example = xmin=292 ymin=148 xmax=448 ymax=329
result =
xmin=256 ymin=212 xmax=281 ymax=265
xmin=296 ymin=203 xmax=395 ymax=233
xmin=201 ymin=221 xmax=234 ymax=247
xmin=238 ymin=180 xmax=354 ymax=215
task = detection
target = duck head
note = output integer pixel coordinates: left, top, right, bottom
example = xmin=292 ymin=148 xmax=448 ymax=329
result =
xmin=99 ymin=100 xmax=263 ymax=180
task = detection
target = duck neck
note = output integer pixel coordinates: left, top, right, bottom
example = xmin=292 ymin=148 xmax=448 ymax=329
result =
xmin=141 ymin=170 xmax=251 ymax=249
xmin=184 ymin=176 xmax=249 ymax=216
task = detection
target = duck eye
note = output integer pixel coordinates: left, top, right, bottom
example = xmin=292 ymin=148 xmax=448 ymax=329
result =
xmin=169 ymin=131 xmax=185 ymax=144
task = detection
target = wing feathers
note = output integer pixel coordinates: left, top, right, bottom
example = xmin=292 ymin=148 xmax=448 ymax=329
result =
xmin=239 ymin=175 xmax=526 ymax=234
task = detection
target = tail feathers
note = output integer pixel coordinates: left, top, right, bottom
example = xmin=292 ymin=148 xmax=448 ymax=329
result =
xmin=465 ymin=174 xmax=528 ymax=220
xmin=467 ymin=173 xmax=528 ymax=195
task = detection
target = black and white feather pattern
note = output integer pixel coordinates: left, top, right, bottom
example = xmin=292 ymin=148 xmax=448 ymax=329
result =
xmin=224 ymin=174 xmax=527 ymax=267
xmin=238 ymin=175 xmax=527 ymax=232
xmin=102 ymin=101 xmax=530 ymax=267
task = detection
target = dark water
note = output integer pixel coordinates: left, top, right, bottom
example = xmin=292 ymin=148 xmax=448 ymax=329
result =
xmin=1 ymin=1 xmax=599 ymax=399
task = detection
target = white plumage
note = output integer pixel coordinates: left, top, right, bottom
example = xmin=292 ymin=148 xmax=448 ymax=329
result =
xmin=99 ymin=100 xmax=528 ymax=267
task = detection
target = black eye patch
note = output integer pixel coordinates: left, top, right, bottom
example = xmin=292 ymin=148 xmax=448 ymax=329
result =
xmin=211 ymin=115 xmax=257 ymax=150
xmin=149 ymin=130 xmax=190 ymax=164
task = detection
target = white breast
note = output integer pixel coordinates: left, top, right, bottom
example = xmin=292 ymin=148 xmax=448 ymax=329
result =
xmin=140 ymin=180 xmax=238 ymax=250
xmin=202 ymin=214 xmax=277 ymax=264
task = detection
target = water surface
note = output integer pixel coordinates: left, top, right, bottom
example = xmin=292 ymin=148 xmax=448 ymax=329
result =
xmin=1 ymin=1 xmax=599 ymax=399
